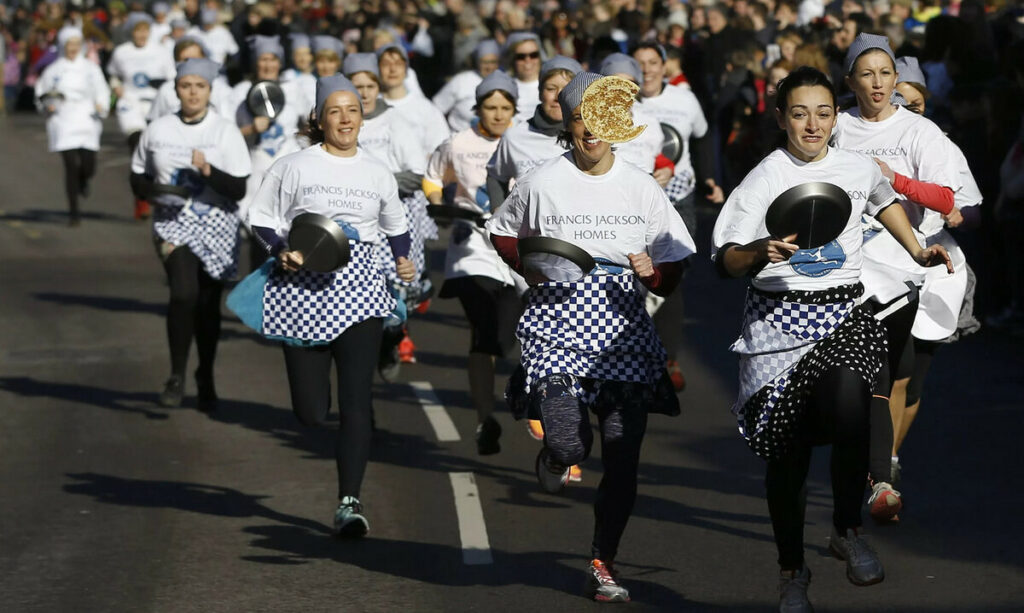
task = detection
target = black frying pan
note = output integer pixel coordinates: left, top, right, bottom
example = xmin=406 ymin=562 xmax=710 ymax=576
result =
xmin=288 ymin=213 xmax=351 ymax=273
xmin=765 ymin=182 xmax=852 ymax=250
xmin=660 ymin=123 xmax=684 ymax=165
xmin=518 ymin=236 xmax=598 ymax=284
xmin=246 ymin=80 xmax=286 ymax=119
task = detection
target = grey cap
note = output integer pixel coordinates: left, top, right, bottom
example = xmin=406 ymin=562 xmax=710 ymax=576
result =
xmin=475 ymin=70 xmax=518 ymax=102
xmin=895 ymin=56 xmax=927 ymax=87
xmin=289 ymin=33 xmax=311 ymax=52
xmin=343 ymin=52 xmax=379 ymax=79
xmin=376 ymin=42 xmax=408 ymax=62
xmin=474 ymin=39 xmax=501 ymax=62
xmin=125 ymin=12 xmax=154 ymax=32
xmin=151 ymin=2 xmax=170 ymax=15
xmin=170 ymin=18 xmax=189 ymax=30
xmin=312 ymin=35 xmax=345 ymax=58
xmin=843 ymin=33 xmax=895 ymax=75
xmin=557 ymin=71 xmax=601 ymax=128
xmin=249 ymin=35 xmax=284 ymax=62
xmin=175 ymin=58 xmax=220 ymax=84
xmin=890 ymin=90 xmax=909 ymax=107
xmin=200 ymin=7 xmax=219 ymax=26
xmin=599 ymin=52 xmax=642 ymax=85
xmin=315 ymin=73 xmax=362 ymax=119
xmin=541 ymin=55 xmax=583 ymax=82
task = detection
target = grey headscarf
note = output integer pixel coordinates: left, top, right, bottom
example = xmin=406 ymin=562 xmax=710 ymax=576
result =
xmin=557 ymin=71 xmax=601 ymax=128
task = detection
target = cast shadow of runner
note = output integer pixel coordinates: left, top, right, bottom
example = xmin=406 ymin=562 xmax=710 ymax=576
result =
xmin=0 ymin=376 xmax=169 ymax=420
xmin=34 ymin=291 xmax=166 ymax=316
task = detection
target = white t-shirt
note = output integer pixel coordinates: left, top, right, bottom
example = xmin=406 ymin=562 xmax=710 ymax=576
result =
xmin=280 ymin=69 xmax=317 ymax=114
xmin=514 ymin=78 xmax=540 ymax=124
xmin=385 ymin=91 xmax=451 ymax=158
xmin=147 ymin=75 xmax=235 ymax=121
xmin=426 ymin=126 xmax=515 ymax=283
xmin=951 ymin=142 xmax=982 ymax=220
xmin=713 ymin=147 xmax=897 ymax=292
xmin=638 ymin=83 xmax=708 ymax=180
xmin=487 ymin=120 xmax=566 ymax=185
xmin=488 ymin=152 xmax=697 ymax=266
xmin=613 ymin=103 xmax=663 ymax=174
xmin=247 ymin=145 xmax=408 ymax=243
xmin=190 ymin=25 xmax=239 ymax=65
xmin=359 ymin=105 xmax=427 ymax=174
xmin=107 ymin=41 xmax=176 ymax=101
xmin=834 ymin=105 xmax=963 ymax=235
xmin=433 ymin=70 xmax=483 ymax=132
xmin=131 ymin=111 xmax=252 ymax=209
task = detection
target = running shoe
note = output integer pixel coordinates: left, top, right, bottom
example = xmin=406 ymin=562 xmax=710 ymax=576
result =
xmin=158 ymin=375 xmax=184 ymax=408
xmin=134 ymin=199 xmax=151 ymax=220
xmin=414 ymin=298 xmax=432 ymax=314
xmin=667 ymin=359 xmax=686 ymax=392
xmin=377 ymin=345 xmax=401 ymax=382
xmin=476 ymin=416 xmax=501 ymax=455
xmin=868 ymin=482 xmax=902 ymax=524
xmin=535 ymin=448 xmax=570 ymax=493
xmin=333 ymin=496 xmax=369 ymax=538
xmin=195 ymin=370 xmax=218 ymax=413
xmin=527 ymin=419 xmax=545 ymax=441
xmin=829 ymin=527 xmax=884 ymax=586
xmin=568 ymin=464 xmax=583 ymax=483
xmin=398 ymin=331 xmax=416 ymax=363
xmin=778 ymin=565 xmax=813 ymax=613
xmin=584 ymin=559 xmax=630 ymax=603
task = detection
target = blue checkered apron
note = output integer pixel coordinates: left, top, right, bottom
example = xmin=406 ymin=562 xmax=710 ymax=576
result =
xmin=261 ymin=241 xmax=396 ymax=343
xmin=516 ymin=270 xmax=666 ymax=405
xmin=153 ymin=202 xmax=241 ymax=280
xmin=664 ymin=169 xmax=696 ymax=202
xmin=374 ymin=191 xmax=436 ymax=300
xmin=730 ymin=283 xmax=887 ymax=460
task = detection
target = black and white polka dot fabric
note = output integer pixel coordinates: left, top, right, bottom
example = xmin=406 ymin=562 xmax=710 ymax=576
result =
xmin=262 ymin=241 xmax=396 ymax=343
xmin=517 ymin=271 xmax=666 ymax=405
xmin=730 ymin=283 xmax=888 ymax=460
xmin=153 ymin=202 xmax=241 ymax=280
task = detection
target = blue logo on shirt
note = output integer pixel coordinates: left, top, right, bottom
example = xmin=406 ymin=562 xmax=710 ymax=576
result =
xmin=171 ymin=168 xmax=206 ymax=198
xmin=132 ymin=72 xmax=151 ymax=88
xmin=790 ymin=240 xmax=846 ymax=278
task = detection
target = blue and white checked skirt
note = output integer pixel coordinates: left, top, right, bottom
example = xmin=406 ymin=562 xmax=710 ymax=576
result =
xmin=153 ymin=202 xmax=241 ymax=280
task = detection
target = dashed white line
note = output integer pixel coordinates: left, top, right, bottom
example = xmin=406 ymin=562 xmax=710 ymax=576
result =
xmin=408 ymin=381 xmax=460 ymax=442
xmin=449 ymin=472 xmax=493 ymax=565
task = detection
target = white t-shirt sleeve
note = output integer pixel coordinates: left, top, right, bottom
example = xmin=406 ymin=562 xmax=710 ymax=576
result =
xmin=712 ymin=176 xmax=771 ymax=257
xmin=865 ymin=162 xmax=898 ymax=216
xmin=645 ymin=184 xmax=697 ymax=263
xmin=912 ymin=121 xmax=963 ymax=191
xmin=217 ymin=122 xmax=253 ymax=178
xmin=683 ymin=88 xmax=708 ymax=139
xmin=424 ymin=138 xmax=451 ymax=188
xmin=378 ymin=173 xmax=410 ymax=236
xmin=432 ymin=79 xmax=457 ymax=114
xmin=106 ymin=49 xmax=124 ymax=82
xmin=130 ymin=126 xmax=151 ymax=174
xmin=391 ymin=119 xmax=427 ymax=175
xmin=485 ymin=181 xmax=527 ymax=238
xmin=487 ymin=137 xmax=515 ymax=184
xmin=247 ymin=159 xmax=293 ymax=234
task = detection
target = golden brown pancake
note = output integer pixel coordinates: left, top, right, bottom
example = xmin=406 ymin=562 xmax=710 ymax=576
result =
xmin=580 ymin=76 xmax=647 ymax=144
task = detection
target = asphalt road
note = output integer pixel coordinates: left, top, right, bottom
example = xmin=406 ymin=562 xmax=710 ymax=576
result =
xmin=1 ymin=114 xmax=1022 ymax=613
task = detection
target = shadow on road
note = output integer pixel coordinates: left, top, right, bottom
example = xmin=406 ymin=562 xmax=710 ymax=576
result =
xmin=0 ymin=376 xmax=169 ymax=420
xmin=34 ymin=291 xmax=166 ymax=316
xmin=0 ymin=208 xmax=136 ymax=225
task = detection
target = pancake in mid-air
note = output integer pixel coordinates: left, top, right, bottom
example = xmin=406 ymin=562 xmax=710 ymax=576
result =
xmin=580 ymin=76 xmax=647 ymax=144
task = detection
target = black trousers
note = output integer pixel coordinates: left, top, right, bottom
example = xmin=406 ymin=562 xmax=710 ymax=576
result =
xmin=282 ymin=317 xmax=383 ymax=500
xmin=534 ymin=374 xmax=649 ymax=563
xmin=162 ymin=247 xmax=224 ymax=379
xmin=59 ymin=148 xmax=96 ymax=220
xmin=765 ymin=366 xmax=871 ymax=571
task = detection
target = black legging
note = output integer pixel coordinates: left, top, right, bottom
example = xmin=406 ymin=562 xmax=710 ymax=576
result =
xmin=534 ymin=375 xmax=649 ymax=562
xmin=766 ymin=366 xmax=871 ymax=571
xmin=282 ymin=317 xmax=383 ymax=500
xmin=868 ymin=289 xmax=919 ymax=482
xmin=906 ymin=339 xmax=940 ymax=407
xmin=162 ymin=247 xmax=224 ymax=379
xmin=59 ymin=148 xmax=96 ymax=220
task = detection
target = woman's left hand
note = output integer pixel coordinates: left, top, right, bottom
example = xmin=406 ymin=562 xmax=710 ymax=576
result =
xmin=628 ymin=252 xmax=655 ymax=278
xmin=915 ymin=244 xmax=953 ymax=274
xmin=943 ymin=207 xmax=964 ymax=228
xmin=192 ymin=150 xmax=211 ymax=176
xmin=396 ymin=256 xmax=416 ymax=282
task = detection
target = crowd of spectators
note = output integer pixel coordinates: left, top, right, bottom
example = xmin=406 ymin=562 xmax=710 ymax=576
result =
xmin=2 ymin=0 xmax=1023 ymax=326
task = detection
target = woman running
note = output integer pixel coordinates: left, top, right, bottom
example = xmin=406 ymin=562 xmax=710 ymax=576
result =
xmin=713 ymin=66 xmax=951 ymax=613
xmin=108 ymin=12 xmax=176 ymax=220
xmin=833 ymin=35 xmax=973 ymax=521
xmin=129 ymin=58 xmax=251 ymax=410
xmin=35 ymin=26 xmax=110 ymax=226
xmin=487 ymin=72 xmax=695 ymax=603
xmin=247 ymin=75 xmax=415 ymax=536
xmin=147 ymin=37 xmax=234 ymax=121
xmin=423 ymin=71 xmax=523 ymax=455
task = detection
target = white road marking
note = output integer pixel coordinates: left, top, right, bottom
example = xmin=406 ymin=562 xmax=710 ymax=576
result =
xmin=449 ymin=472 xmax=493 ymax=565
xmin=409 ymin=381 xmax=460 ymax=442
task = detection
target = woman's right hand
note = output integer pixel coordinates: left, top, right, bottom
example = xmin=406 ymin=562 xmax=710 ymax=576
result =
xmin=755 ymin=233 xmax=801 ymax=263
xmin=279 ymin=250 xmax=304 ymax=272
